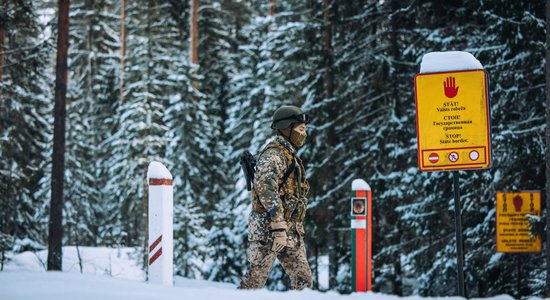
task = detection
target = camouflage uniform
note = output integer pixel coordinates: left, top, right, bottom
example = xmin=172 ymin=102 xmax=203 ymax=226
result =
xmin=239 ymin=135 xmax=312 ymax=290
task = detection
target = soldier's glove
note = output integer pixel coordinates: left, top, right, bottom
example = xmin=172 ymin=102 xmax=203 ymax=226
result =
xmin=271 ymin=231 xmax=287 ymax=252
xmin=270 ymin=221 xmax=287 ymax=252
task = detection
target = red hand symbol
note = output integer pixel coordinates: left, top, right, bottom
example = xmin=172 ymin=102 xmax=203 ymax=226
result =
xmin=443 ymin=77 xmax=459 ymax=98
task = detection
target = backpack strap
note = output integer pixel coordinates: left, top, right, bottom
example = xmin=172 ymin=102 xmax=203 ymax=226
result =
xmin=280 ymin=156 xmax=296 ymax=187
xmin=257 ymin=143 xmax=296 ymax=189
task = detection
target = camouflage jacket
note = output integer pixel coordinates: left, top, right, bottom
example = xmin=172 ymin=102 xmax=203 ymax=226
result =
xmin=248 ymin=135 xmax=310 ymax=248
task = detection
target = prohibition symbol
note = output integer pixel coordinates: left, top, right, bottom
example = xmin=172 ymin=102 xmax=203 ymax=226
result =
xmin=449 ymin=152 xmax=459 ymax=163
xmin=469 ymin=150 xmax=479 ymax=161
xmin=428 ymin=153 xmax=439 ymax=164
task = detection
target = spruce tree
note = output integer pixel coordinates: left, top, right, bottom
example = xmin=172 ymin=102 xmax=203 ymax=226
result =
xmin=64 ymin=0 xmax=119 ymax=247
xmin=0 ymin=0 xmax=52 ymax=251
xmin=105 ymin=0 xmax=171 ymax=247
xmin=163 ymin=0 xmax=209 ymax=279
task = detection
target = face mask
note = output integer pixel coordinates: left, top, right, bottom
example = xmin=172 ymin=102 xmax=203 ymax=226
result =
xmin=290 ymin=128 xmax=307 ymax=147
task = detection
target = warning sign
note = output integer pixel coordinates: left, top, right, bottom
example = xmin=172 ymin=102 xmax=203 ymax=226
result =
xmin=496 ymin=191 xmax=541 ymax=253
xmin=414 ymin=69 xmax=491 ymax=171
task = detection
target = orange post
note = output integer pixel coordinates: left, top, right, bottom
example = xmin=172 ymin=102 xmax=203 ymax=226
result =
xmin=351 ymin=179 xmax=372 ymax=292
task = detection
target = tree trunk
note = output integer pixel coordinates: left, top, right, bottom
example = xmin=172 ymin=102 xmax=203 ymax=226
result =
xmin=390 ymin=0 xmax=402 ymax=117
xmin=389 ymin=1 xmax=406 ymax=295
xmin=0 ymin=0 xmax=5 ymax=100
xmin=190 ymin=0 xmax=199 ymax=90
xmin=323 ymin=0 xmax=333 ymax=99
xmin=323 ymin=0 xmax=337 ymax=148
xmin=546 ymin=0 xmax=550 ymax=297
xmin=268 ymin=0 xmax=276 ymax=16
xmin=120 ymin=0 xmax=126 ymax=103
xmin=322 ymin=1 xmax=340 ymax=289
xmin=392 ymin=221 xmax=403 ymax=295
xmin=48 ymin=0 xmax=70 ymax=271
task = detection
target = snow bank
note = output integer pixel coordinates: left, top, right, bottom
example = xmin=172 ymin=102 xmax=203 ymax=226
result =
xmin=0 ymin=247 xmax=520 ymax=300
xmin=419 ymin=51 xmax=483 ymax=74
xmin=147 ymin=161 xmax=172 ymax=180
xmin=4 ymin=246 xmax=144 ymax=280
xmin=0 ymin=271 xmax=518 ymax=300
xmin=352 ymin=179 xmax=371 ymax=191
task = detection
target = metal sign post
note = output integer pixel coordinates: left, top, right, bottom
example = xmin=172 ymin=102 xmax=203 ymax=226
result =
xmin=453 ymin=172 xmax=465 ymax=297
xmin=350 ymin=179 xmax=372 ymax=292
xmin=414 ymin=53 xmax=491 ymax=297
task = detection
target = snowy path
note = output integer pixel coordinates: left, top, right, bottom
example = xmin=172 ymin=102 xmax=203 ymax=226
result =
xmin=0 ymin=270 xmax=392 ymax=300
xmin=0 ymin=247 xmax=519 ymax=300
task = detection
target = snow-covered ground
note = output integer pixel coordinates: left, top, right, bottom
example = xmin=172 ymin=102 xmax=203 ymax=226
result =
xmin=0 ymin=246 xmax=525 ymax=300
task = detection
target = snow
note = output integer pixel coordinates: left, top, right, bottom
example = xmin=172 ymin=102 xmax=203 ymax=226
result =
xmin=4 ymin=246 xmax=144 ymax=280
xmin=352 ymin=179 xmax=371 ymax=191
xmin=318 ymin=255 xmax=329 ymax=290
xmin=488 ymin=253 xmax=503 ymax=265
xmin=147 ymin=161 xmax=173 ymax=180
xmin=0 ymin=270 xmax=517 ymax=300
xmin=0 ymin=246 xmax=523 ymax=300
xmin=419 ymin=51 xmax=483 ymax=74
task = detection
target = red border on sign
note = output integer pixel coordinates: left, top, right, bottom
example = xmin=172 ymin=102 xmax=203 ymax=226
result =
xmin=414 ymin=69 xmax=491 ymax=172
xmin=420 ymin=146 xmax=487 ymax=169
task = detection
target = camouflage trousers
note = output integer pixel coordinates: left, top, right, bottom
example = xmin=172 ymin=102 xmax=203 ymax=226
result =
xmin=239 ymin=239 xmax=312 ymax=290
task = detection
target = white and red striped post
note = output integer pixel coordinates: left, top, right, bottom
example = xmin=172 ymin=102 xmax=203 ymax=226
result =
xmin=147 ymin=161 xmax=173 ymax=286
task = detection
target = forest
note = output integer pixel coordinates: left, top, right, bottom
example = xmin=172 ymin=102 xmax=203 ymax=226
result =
xmin=0 ymin=0 xmax=547 ymax=298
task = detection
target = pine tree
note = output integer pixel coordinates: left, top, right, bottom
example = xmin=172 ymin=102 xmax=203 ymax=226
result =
xmin=48 ymin=0 xmax=70 ymax=271
xmin=0 ymin=0 xmax=52 ymax=251
xmin=64 ymin=0 xmax=119 ymax=247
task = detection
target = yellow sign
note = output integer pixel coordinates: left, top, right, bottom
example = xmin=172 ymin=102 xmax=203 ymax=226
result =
xmin=496 ymin=191 xmax=541 ymax=253
xmin=414 ymin=69 xmax=491 ymax=171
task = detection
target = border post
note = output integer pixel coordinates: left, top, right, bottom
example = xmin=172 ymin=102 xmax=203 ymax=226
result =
xmin=351 ymin=179 xmax=372 ymax=292
xmin=147 ymin=161 xmax=173 ymax=286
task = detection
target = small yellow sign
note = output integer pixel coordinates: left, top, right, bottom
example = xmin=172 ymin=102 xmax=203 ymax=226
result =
xmin=496 ymin=191 xmax=541 ymax=253
xmin=414 ymin=70 xmax=491 ymax=171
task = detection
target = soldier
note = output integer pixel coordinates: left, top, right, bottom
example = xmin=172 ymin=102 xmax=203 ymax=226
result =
xmin=239 ymin=105 xmax=312 ymax=290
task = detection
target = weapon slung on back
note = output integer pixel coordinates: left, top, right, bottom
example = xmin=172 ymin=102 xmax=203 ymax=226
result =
xmin=240 ymin=151 xmax=256 ymax=191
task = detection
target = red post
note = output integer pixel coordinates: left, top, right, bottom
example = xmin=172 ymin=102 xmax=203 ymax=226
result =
xmin=351 ymin=179 xmax=372 ymax=292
